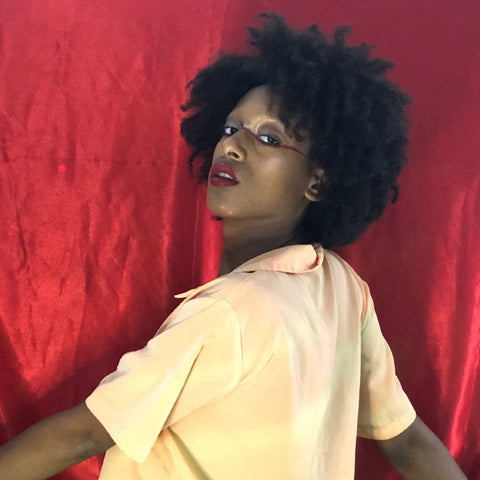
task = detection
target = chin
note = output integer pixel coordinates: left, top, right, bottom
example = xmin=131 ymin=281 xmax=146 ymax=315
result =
xmin=208 ymin=207 xmax=235 ymax=220
xmin=207 ymin=194 xmax=231 ymax=219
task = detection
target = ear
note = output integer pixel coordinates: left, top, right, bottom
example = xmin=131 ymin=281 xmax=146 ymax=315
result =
xmin=305 ymin=167 xmax=327 ymax=202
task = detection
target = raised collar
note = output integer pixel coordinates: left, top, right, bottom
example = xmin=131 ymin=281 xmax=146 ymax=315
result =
xmin=232 ymin=243 xmax=324 ymax=274
xmin=175 ymin=244 xmax=323 ymax=300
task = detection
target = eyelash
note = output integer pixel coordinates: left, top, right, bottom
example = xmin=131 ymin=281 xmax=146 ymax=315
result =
xmin=222 ymin=125 xmax=281 ymax=147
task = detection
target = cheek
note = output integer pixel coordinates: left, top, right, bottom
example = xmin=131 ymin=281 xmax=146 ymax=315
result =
xmin=262 ymin=161 xmax=309 ymax=195
xmin=212 ymin=140 xmax=223 ymax=157
xmin=207 ymin=143 xmax=222 ymax=178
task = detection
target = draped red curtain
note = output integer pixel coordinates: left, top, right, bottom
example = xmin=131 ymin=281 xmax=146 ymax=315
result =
xmin=0 ymin=1 xmax=478 ymax=478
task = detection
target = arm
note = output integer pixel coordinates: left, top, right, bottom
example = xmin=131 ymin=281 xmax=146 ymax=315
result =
xmin=0 ymin=402 xmax=114 ymax=480
xmin=374 ymin=416 xmax=467 ymax=480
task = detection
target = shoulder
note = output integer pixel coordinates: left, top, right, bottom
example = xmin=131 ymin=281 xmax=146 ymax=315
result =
xmin=323 ymin=250 xmax=365 ymax=285
xmin=322 ymin=250 xmax=371 ymax=318
xmin=201 ymin=248 xmax=370 ymax=314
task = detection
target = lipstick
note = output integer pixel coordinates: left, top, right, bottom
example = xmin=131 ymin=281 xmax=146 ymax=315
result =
xmin=210 ymin=164 xmax=239 ymax=187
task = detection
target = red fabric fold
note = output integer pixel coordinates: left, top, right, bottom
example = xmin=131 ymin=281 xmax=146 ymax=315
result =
xmin=0 ymin=1 xmax=478 ymax=478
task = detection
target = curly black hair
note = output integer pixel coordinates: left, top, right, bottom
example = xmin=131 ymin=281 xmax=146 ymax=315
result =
xmin=180 ymin=13 xmax=411 ymax=248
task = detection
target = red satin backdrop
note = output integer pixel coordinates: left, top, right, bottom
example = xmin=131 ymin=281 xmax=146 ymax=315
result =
xmin=0 ymin=1 xmax=478 ymax=479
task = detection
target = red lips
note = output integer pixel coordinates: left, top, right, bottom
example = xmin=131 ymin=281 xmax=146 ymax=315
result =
xmin=210 ymin=163 xmax=239 ymax=187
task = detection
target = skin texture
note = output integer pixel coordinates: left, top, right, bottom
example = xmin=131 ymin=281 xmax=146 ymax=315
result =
xmin=0 ymin=86 xmax=468 ymax=480
xmin=0 ymin=402 xmax=113 ymax=480
xmin=207 ymin=85 xmax=323 ymax=274
xmin=374 ymin=417 xmax=467 ymax=479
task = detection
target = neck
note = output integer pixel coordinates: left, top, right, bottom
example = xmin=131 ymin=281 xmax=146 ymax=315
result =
xmin=218 ymin=219 xmax=303 ymax=275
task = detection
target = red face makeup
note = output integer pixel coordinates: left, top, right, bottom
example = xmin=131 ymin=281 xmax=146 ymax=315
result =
xmin=240 ymin=126 xmax=307 ymax=156
xmin=207 ymin=86 xmax=314 ymax=231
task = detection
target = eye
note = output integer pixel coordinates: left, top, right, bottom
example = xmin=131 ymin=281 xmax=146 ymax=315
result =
xmin=257 ymin=133 xmax=281 ymax=147
xmin=223 ymin=125 xmax=238 ymax=136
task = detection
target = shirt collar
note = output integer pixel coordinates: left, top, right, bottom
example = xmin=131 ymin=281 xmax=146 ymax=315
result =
xmin=232 ymin=243 xmax=324 ymax=274
xmin=175 ymin=244 xmax=324 ymax=300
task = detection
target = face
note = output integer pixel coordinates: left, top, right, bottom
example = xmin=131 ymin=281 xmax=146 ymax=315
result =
xmin=207 ymin=85 xmax=316 ymax=232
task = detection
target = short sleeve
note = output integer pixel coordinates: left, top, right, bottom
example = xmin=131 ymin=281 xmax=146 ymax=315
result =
xmin=357 ymin=294 xmax=416 ymax=440
xmin=85 ymin=297 xmax=242 ymax=462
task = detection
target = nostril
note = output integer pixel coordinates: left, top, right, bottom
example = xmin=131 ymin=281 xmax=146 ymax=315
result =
xmin=226 ymin=150 xmax=241 ymax=159
xmin=224 ymin=142 xmax=245 ymax=160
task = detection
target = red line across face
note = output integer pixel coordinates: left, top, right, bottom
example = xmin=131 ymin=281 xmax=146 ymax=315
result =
xmin=241 ymin=127 xmax=306 ymax=156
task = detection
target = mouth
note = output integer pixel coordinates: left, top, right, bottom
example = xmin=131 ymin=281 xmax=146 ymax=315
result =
xmin=209 ymin=163 xmax=239 ymax=187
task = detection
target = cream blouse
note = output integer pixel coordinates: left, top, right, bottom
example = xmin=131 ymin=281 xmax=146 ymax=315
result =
xmin=86 ymin=244 xmax=415 ymax=479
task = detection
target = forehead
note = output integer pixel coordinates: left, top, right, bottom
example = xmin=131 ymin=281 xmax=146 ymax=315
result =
xmin=229 ymin=85 xmax=282 ymax=119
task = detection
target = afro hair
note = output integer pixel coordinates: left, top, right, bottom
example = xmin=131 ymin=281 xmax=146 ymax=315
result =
xmin=180 ymin=13 xmax=411 ymax=248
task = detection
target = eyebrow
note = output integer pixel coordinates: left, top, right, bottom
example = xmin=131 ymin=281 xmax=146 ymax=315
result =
xmin=260 ymin=121 xmax=289 ymax=138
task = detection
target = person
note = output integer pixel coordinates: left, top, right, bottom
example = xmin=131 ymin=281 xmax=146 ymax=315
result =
xmin=0 ymin=13 xmax=468 ymax=480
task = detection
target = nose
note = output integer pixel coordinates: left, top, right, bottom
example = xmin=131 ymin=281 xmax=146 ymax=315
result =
xmin=222 ymin=129 xmax=247 ymax=162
